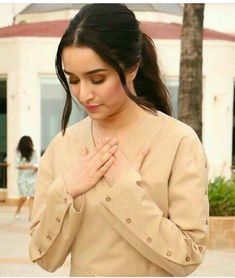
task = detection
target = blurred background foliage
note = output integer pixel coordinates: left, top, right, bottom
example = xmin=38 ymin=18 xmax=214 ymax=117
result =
xmin=208 ymin=176 xmax=235 ymax=216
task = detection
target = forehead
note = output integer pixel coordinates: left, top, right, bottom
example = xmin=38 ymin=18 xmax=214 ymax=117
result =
xmin=62 ymin=46 xmax=111 ymax=73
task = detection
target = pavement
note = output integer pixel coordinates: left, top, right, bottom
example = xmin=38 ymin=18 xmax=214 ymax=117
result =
xmin=0 ymin=205 xmax=235 ymax=277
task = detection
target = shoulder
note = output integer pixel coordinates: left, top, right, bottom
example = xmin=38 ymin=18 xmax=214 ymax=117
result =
xmin=156 ymin=112 xmax=206 ymax=161
xmin=50 ymin=116 xmax=90 ymax=147
xmin=151 ymin=112 xmax=207 ymax=167
xmin=156 ymin=111 xmax=199 ymax=142
xmin=40 ymin=116 xmax=90 ymax=164
xmin=143 ymin=110 xmax=204 ymax=159
xmin=145 ymin=110 xmax=199 ymax=145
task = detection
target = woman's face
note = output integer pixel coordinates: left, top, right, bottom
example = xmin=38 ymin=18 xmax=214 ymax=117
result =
xmin=62 ymin=46 xmax=134 ymax=121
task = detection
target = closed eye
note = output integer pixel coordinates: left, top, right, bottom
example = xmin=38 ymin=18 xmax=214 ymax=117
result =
xmin=92 ymin=79 xmax=104 ymax=84
xmin=91 ymin=74 xmax=105 ymax=84
xmin=69 ymin=78 xmax=79 ymax=85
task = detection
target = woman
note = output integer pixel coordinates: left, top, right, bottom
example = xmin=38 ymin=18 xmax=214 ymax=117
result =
xmin=29 ymin=4 xmax=209 ymax=276
xmin=15 ymin=136 xmax=38 ymax=220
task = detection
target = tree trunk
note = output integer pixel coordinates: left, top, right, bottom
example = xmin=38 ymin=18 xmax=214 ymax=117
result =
xmin=178 ymin=4 xmax=204 ymax=141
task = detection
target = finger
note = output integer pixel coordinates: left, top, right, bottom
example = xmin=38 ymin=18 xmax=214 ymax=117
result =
xmin=90 ymin=137 xmax=117 ymax=163
xmin=92 ymin=144 xmax=118 ymax=170
xmin=100 ymin=138 xmax=118 ymax=156
xmin=87 ymin=137 xmax=111 ymax=160
xmin=136 ymin=146 xmax=150 ymax=170
xmin=94 ymin=156 xmax=115 ymax=180
xmin=113 ymin=149 xmax=128 ymax=162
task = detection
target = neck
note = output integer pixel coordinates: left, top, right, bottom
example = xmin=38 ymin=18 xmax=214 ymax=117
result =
xmin=95 ymin=101 xmax=144 ymax=130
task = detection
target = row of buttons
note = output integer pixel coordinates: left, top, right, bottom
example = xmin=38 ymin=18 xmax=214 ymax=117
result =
xmin=37 ymin=214 xmax=63 ymax=255
xmin=36 ymin=193 xmax=71 ymax=257
xmin=38 ymin=233 xmax=54 ymax=255
xmin=166 ymin=250 xmax=191 ymax=262
xmin=125 ymin=217 xmax=152 ymax=243
xmin=105 ymin=197 xmax=154 ymax=245
xmin=104 ymin=195 xmax=204 ymax=264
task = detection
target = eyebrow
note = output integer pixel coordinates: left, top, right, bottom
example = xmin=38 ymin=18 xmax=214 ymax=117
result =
xmin=63 ymin=68 xmax=107 ymax=76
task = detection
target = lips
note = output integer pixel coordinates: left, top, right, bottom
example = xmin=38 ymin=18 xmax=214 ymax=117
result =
xmin=84 ymin=104 xmax=100 ymax=112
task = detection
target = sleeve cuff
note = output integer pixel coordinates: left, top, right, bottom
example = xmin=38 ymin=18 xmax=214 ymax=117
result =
xmin=48 ymin=175 xmax=84 ymax=214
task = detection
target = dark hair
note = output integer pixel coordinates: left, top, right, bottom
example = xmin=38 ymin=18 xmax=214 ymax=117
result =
xmin=17 ymin=136 xmax=34 ymax=161
xmin=55 ymin=4 xmax=172 ymax=134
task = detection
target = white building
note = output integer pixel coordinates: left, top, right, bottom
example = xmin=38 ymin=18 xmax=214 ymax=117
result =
xmin=0 ymin=4 xmax=235 ymax=201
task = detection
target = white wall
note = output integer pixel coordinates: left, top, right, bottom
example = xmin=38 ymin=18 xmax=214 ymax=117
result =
xmin=1 ymin=35 xmax=235 ymax=197
xmin=1 ymin=3 xmax=235 ymax=35
xmin=0 ymin=3 xmax=28 ymax=27
xmin=156 ymin=39 xmax=235 ymax=181
xmin=204 ymin=4 xmax=235 ymax=35
xmin=135 ymin=11 xmax=182 ymax=24
xmin=0 ymin=37 xmax=60 ymax=198
xmin=11 ymin=4 xmax=235 ymax=36
xmin=203 ymin=41 xmax=235 ymax=178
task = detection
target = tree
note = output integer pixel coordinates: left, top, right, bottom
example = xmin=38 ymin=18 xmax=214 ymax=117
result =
xmin=178 ymin=4 xmax=204 ymax=141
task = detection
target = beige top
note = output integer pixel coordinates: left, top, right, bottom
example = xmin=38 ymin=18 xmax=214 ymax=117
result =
xmin=29 ymin=111 xmax=209 ymax=276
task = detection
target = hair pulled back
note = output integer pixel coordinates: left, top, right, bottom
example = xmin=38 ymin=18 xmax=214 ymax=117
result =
xmin=55 ymin=4 xmax=172 ymax=134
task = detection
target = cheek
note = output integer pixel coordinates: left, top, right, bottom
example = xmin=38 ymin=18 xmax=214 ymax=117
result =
xmin=101 ymin=79 xmax=125 ymax=101
xmin=69 ymin=85 xmax=80 ymax=101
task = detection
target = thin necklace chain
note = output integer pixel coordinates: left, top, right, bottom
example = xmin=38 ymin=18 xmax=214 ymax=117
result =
xmin=91 ymin=119 xmax=96 ymax=147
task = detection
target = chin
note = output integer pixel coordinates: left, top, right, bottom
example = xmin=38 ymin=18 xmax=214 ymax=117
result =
xmin=88 ymin=111 xmax=116 ymax=122
xmin=88 ymin=112 xmax=106 ymax=121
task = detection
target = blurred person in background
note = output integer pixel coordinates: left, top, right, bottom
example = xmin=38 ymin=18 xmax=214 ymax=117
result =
xmin=15 ymin=136 xmax=38 ymax=221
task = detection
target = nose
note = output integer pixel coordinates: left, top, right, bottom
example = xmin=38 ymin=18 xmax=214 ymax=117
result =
xmin=73 ymin=82 xmax=94 ymax=104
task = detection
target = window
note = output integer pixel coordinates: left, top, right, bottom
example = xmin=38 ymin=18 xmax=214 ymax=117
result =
xmin=165 ymin=79 xmax=179 ymax=118
xmin=40 ymin=77 xmax=86 ymax=154
xmin=0 ymin=78 xmax=7 ymax=189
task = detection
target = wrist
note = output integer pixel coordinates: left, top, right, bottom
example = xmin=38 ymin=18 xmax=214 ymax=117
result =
xmin=63 ymin=174 xmax=82 ymax=199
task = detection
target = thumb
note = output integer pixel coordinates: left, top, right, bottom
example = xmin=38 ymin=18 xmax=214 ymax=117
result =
xmin=136 ymin=146 xmax=150 ymax=170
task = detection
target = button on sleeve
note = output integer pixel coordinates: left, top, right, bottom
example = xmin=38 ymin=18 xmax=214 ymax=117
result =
xmin=126 ymin=218 xmax=132 ymax=224
xmin=105 ymin=196 xmax=111 ymax=202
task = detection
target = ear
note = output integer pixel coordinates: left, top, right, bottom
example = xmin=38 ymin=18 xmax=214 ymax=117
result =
xmin=126 ymin=62 xmax=140 ymax=82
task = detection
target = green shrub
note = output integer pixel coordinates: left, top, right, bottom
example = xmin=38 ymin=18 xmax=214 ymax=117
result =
xmin=208 ymin=176 xmax=235 ymax=216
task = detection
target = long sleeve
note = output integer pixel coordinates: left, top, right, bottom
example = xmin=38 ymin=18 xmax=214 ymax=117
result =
xmin=97 ymin=131 xmax=209 ymax=276
xmin=29 ymin=139 xmax=85 ymax=272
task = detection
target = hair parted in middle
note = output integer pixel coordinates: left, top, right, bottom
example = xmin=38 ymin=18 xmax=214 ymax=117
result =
xmin=55 ymin=4 xmax=172 ymax=134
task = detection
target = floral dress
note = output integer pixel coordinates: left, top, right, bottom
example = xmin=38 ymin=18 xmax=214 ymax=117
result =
xmin=16 ymin=151 xmax=38 ymax=197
